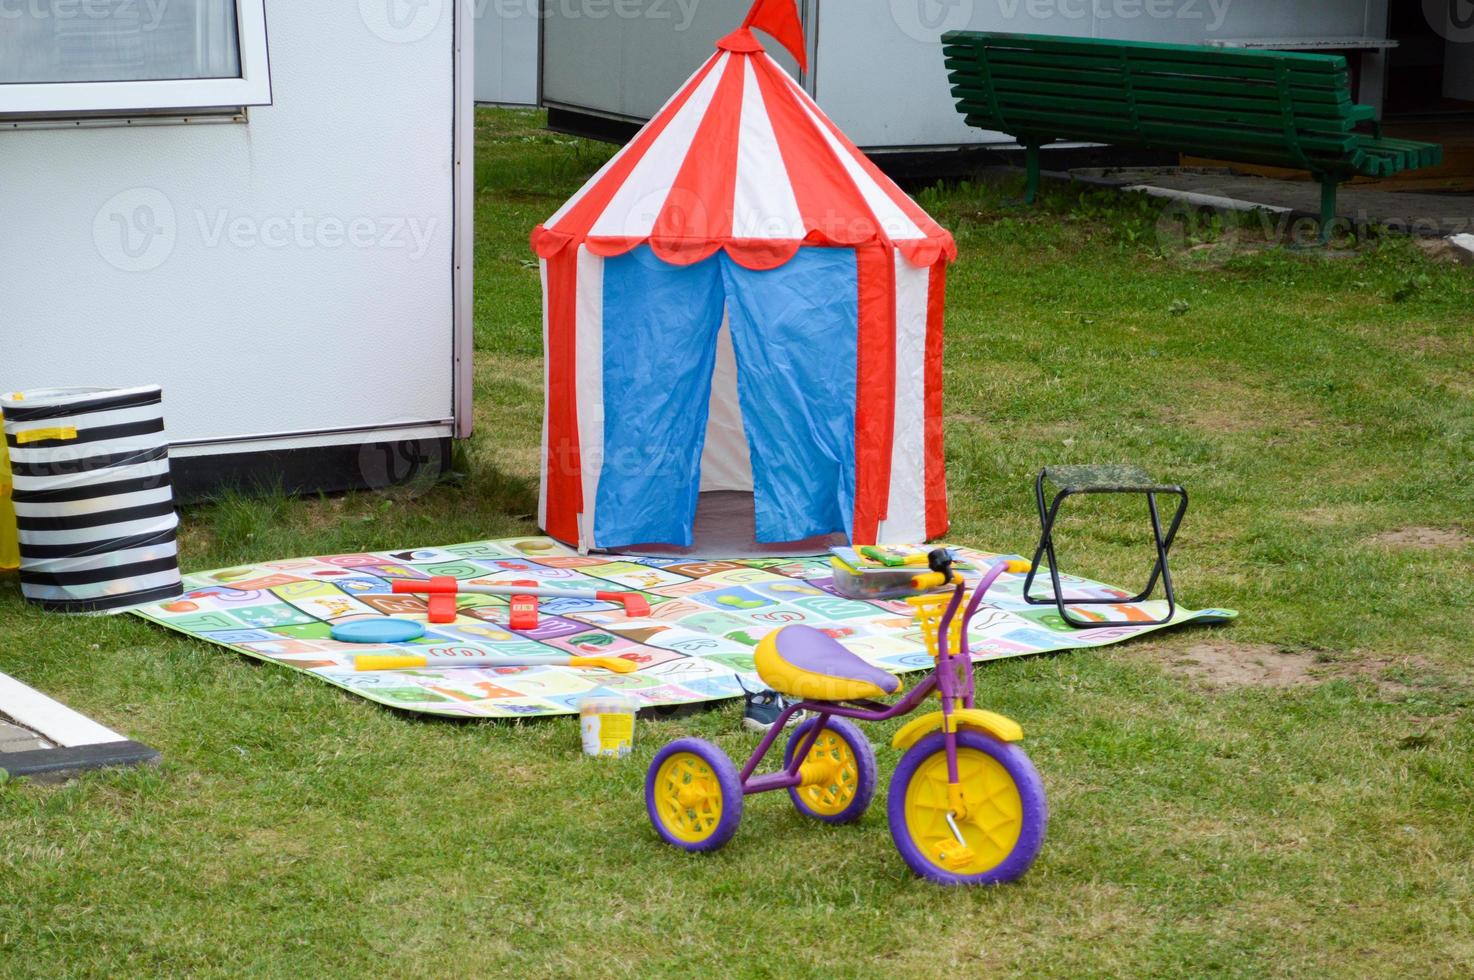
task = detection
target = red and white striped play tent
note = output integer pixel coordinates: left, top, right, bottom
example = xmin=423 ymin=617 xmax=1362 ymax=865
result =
xmin=531 ymin=0 xmax=956 ymax=553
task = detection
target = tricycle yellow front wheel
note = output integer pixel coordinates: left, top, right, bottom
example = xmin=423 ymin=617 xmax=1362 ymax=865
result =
xmin=887 ymin=730 xmax=1048 ymax=885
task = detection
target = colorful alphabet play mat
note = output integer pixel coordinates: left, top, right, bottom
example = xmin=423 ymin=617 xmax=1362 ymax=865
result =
xmin=132 ymin=538 xmax=1236 ymax=719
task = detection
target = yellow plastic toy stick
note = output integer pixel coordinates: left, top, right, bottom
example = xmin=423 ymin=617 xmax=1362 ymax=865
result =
xmin=909 ymin=570 xmax=951 ymax=591
xmin=911 ymin=558 xmax=1031 ymax=592
xmin=354 ymin=653 xmax=636 ymax=673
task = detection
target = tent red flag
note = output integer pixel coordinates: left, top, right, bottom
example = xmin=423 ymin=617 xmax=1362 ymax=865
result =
xmin=742 ymin=0 xmax=807 ymax=71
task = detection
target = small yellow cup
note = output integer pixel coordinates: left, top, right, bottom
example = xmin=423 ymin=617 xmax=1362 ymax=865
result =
xmin=579 ymin=695 xmax=637 ymax=759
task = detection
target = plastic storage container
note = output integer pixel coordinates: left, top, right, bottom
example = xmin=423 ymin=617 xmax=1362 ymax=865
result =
xmin=578 ymin=694 xmax=637 ymax=758
xmin=828 ymin=557 xmax=931 ymax=600
xmin=1 ymin=386 xmax=182 ymax=613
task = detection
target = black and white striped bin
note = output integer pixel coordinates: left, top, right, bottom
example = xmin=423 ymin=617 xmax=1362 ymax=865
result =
xmin=1 ymin=386 xmax=182 ymax=613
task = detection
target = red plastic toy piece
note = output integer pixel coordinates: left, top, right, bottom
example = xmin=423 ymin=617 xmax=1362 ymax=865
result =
xmin=392 ymin=576 xmax=460 ymax=595
xmin=598 ymin=592 xmax=651 ymax=616
xmin=427 ymin=592 xmax=458 ymax=624
xmin=508 ymin=595 xmax=540 ymax=631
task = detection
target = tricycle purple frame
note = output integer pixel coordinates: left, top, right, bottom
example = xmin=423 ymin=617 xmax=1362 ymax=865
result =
xmin=645 ymin=558 xmax=1048 ymax=885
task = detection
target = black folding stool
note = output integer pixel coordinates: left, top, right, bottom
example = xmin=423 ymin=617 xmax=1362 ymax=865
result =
xmin=1022 ymin=465 xmax=1188 ymax=629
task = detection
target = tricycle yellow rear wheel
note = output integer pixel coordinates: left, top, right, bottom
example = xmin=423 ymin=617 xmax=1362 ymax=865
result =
xmin=646 ymin=738 xmax=743 ymax=852
xmin=782 ymin=717 xmax=877 ymax=824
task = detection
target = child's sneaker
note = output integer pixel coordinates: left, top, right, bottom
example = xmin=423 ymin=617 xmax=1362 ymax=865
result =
xmin=739 ymin=682 xmax=803 ymax=734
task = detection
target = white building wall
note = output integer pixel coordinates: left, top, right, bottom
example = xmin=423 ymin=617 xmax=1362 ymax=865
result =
xmin=1 ymin=0 xmax=466 ymax=456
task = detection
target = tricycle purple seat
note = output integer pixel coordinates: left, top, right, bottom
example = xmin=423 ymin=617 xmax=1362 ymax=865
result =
xmin=754 ymin=625 xmax=902 ymax=701
xmin=645 ymin=553 xmax=1049 ymax=886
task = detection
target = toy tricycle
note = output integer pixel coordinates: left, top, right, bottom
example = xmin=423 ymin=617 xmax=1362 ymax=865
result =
xmin=644 ymin=554 xmax=1047 ymax=885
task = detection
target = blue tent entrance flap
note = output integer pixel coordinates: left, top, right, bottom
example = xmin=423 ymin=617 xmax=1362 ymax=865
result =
xmin=596 ymin=246 xmax=858 ymax=549
xmin=722 ymin=251 xmax=857 ymax=543
xmin=597 ymin=248 xmax=726 ymax=547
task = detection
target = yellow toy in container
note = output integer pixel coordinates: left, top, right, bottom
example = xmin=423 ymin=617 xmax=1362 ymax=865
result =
xmin=0 ymin=408 xmax=19 ymax=572
xmin=579 ymin=695 xmax=637 ymax=759
xmin=829 ymin=546 xmax=972 ymax=600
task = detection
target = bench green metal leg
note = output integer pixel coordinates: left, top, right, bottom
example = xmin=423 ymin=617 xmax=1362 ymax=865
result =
xmin=1319 ymin=178 xmax=1338 ymax=244
xmin=1025 ymin=145 xmax=1040 ymax=204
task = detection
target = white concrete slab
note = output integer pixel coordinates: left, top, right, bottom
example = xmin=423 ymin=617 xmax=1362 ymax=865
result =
xmin=0 ymin=672 xmax=123 ymax=748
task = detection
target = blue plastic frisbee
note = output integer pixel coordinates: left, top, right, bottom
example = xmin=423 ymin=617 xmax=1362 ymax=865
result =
xmin=330 ymin=619 xmax=426 ymax=644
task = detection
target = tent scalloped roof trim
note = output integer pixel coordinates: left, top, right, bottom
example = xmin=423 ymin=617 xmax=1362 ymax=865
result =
xmin=529 ymin=31 xmax=958 ymax=271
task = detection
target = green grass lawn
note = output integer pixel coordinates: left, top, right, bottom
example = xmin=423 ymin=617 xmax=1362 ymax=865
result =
xmin=2 ymin=108 xmax=1472 ymax=977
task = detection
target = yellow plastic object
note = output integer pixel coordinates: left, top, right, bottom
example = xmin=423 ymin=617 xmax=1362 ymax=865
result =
xmin=937 ymin=841 xmax=978 ymax=871
xmin=891 ymin=709 xmax=1024 ymax=750
xmin=906 ymin=592 xmax=967 ymax=659
xmin=948 ymin=782 xmax=968 ymax=816
xmin=912 ymin=559 xmax=1030 ymax=594
xmin=754 ymin=630 xmax=899 ymax=702
xmin=909 ymin=570 xmax=951 ymax=591
xmin=569 ymin=656 xmax=637 ymax=674
xmin=355 ymin=654 xmax=427 ymax=671
xmin=0 ymin=416 xmax=18 ymax=572
xmin=792 ymin=728 xmax=862 ymax=817
xmin=650 ymin=751 xmax=725 ymax=844
xmin=903 ymin=743 xmax=1025 ymax=876
xmin=13 ymin=426 xmax=76 ymax=445
xmin=356 ymin=653 xmax=636 ymax=674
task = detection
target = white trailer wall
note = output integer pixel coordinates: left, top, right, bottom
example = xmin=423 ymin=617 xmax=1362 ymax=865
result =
xmin=2 ymin=1 xmax=472 ymax=465
xmin=476 ymin=0 xmax=540 ymax=105
xmin=823 ymin=0 xmax=1386 ymax=148
xmin=541 ymin=0 xmax=801 ymax=123
xmin=540 ymin=0 xmax=1387 ymax=150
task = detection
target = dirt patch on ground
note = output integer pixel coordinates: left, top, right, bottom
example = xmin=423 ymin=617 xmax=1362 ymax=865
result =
xmin=1153 ymin=643 xmax=1447 ymax=697
xmin=1405 ymin=331 xmax=1473 ymax=357
xmin=1168 ymin=377 xmax=1274 ymax=435
xmin=1168 ymin=376 xmax=1332 ymax=440
xmin=1163 ymin=642 xmax=1318 ymax=689
xmin=1414 ymin=237 xmax=1474 ymax=266
xmin=1366 ymin=526 xmax=1472 ymax=550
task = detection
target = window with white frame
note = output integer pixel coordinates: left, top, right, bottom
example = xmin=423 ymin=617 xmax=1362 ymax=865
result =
xmin=0 ymin=0 xmax=270 ymax=116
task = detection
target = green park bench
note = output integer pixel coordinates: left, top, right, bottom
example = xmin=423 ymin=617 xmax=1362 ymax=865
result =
xmin=942 ymin=31 xmax=1443 ymax=241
